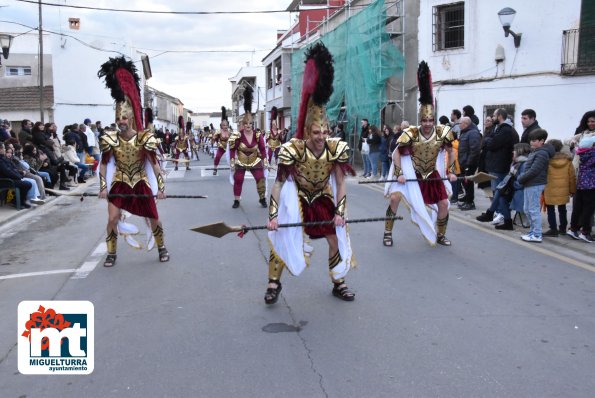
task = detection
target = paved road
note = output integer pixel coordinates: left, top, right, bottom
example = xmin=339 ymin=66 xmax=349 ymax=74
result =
xmin=1 ymin=156 xmax=594 ymax=397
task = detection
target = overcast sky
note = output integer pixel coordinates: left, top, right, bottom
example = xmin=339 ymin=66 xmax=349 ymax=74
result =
xmin=2 ymin=0 xmax=291 ymax=112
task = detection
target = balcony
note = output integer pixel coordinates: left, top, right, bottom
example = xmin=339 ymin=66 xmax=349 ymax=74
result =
xmin=561 ymin=26 xmax=595 ymax=75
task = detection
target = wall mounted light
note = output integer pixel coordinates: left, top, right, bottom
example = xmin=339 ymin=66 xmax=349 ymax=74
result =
xmin=498 ymin=7 xmax=522 ymax=48
xmin=0 ymin=33 xmax=14 ymax=59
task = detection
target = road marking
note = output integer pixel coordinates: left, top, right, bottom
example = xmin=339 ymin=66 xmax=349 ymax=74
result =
xmin=360 ymin=181 xmax=595 ymax=272
xmin=72 ymin=242 xmax=106 ymax=279
xmin=0 ymin=269 xmax=77 ymax=280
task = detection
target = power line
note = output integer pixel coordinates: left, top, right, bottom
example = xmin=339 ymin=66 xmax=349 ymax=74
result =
xmin=14 ymin=0 xmax=344 ymax=15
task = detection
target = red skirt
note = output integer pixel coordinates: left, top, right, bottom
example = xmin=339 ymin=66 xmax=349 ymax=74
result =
xmin=418 ymin=170 xmax=448 ymax=205
xmin=109 ymin=182 xmax=159 ymax=220
xmin=301 ymin=196 xmax=336 ymax=239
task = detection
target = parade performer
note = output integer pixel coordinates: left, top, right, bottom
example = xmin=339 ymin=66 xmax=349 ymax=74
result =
xmin=212 ymin=106 xmax=231 ymax=175
xmin=173 ymin=116 xmax=191 ymax=171
xmin=383 ymin=61 xmax=457 ymax=247
xmin=97 ymin=56 xmax=169 ymax=267
xmin=265 ymin=43 xmax=356 ymax=305
xmin=228 ymin=85 xmax=268 ymax=209
xmin=266 ymin=106 xmax=282 ymax=165
xmin=188 ymin=120 xmax=200 ymax=161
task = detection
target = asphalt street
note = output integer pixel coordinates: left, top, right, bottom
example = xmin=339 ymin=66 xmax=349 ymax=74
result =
xmin=0 ymin=155 xmax=594 ymax=397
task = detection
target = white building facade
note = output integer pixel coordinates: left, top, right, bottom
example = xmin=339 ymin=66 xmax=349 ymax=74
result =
xmin=419 ymin=0 xmax=594 ymax=140
xmin=228 ymin=63 xmax=266 ymax=131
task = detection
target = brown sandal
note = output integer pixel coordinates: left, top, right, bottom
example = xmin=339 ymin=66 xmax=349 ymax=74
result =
xmin=158 ymin=247 xmax=170 ymax=262
xmin=264 ymin=280 xmax=282 ymax=305
xmin=383 ymin=231 xmax=393 ymax=247
xmin=332 ymin=282 xmax=355 ymax=301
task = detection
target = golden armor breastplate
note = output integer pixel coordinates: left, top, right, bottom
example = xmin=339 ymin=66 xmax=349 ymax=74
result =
xmin=267 ymin=133 xmax=281 ymax=150
xmin=295 ymin=149 xmax=334 ymax=205
xmin=236 ymin=140 xmax=261 ymax=168
xmin=411 ymin=131 xmax=442 ymax=179
xmin=112 ymin=136 xmax=149 ymax=188
xmin=176 ymin=138 xmax=188 ymax=151
xmin=218 ymin=133 xmax=230 ymax=150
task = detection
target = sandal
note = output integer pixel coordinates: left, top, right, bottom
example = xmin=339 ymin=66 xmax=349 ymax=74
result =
xmin=264 ymin=280 xmax=282 ymax=305
xmin=437 ymin=234 xmax=451 ymax=246
xmin=383 ymin=231 xmax=393 ymax=247
xmin=103 ymin=254 xmax=117 ymax=267
xmin=332 ymin=282 xmax=355 ymax=301
xmin=213 ymin=169 xmax=217 ymax=175
xmin=158 ymin=247 xmax=170 ymax=262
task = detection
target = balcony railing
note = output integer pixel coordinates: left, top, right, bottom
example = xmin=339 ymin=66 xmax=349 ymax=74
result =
xmin=561 ymin=26 xmax=595 ymax=75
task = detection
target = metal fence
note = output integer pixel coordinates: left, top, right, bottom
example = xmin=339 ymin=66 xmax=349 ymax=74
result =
xmin=561 ymin=26 xmax=595 ymax=75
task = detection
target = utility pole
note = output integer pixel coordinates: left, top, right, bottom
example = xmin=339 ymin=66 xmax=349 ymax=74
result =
xmin=38 ymin=0 xmax=44 ymax=123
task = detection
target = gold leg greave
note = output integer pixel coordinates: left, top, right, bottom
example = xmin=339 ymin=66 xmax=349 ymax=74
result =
xmin=385 ymin=205 xmax=396 ymax=232
xmin=268 ymin=251 xmax=284 ymax=281
xmin=256 ymin=178 xmax=266 ymax=200
xmin=437 ymin=215 xmax=449 ymax=236
xmin=152 ymin=224 xmax=165 ymax=249
xmin=106 ymin=230 xmax=118 ymax=254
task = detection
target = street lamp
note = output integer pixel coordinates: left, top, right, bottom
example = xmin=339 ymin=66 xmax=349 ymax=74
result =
xmin=498 ymin=7 xmax=522 ymax=48
xmin=0 ymin=34 xmax=13 ymax=63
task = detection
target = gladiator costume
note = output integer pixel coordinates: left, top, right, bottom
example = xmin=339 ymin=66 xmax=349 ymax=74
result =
xmin=266 ymin=106 xmax=282 ymax=164
xmin=212 ymin=106 xmax=231 ymax=175
xmin=229 ymin=85 xmax=268 ymax=208
xmin=384 ymin=61 xmax=456 ymax=246
xmin=174 ymin=116 xmax=191 ymax=171
xmin=265 ymin=43 xmax=356 ymax=305
xmin=97 ymin=56 xmax=168 ymax=266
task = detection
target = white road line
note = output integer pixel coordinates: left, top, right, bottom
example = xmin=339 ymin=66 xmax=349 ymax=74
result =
xmin=72 ymin=242 xmax=106 ymax=279
xmin=0 ymin=269 xmax=77 ymax=280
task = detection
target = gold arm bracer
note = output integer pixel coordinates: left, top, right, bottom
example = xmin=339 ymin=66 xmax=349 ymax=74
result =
xmin=268 ymin=196 xmax=279 ymax=221
xmin=99 ymin=173 xmax=107 ymax=191
xmin=335 ymin=196 xmax=347 ymax=218
xmin=157 ymin=173 xmax=165 ymax=192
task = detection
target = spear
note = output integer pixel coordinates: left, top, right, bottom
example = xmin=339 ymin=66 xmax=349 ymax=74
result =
xmin=191 ymin=216 xmax=404 ymax=238
xmin=358 ymin=172 xmax=496 ymax=185
xmin=46 ymin=188 xmax=207 ymax=199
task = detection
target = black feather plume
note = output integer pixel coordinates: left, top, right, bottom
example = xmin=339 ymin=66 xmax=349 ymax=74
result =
xmin=243 ymin=85 xmax=253 ymax=114
xmin=145 ymin=108 xmax=153 ymax=124
xmin=305 ymin=42 xmax=334 ymax=106
xmin=417 ymin=61 xmax=433 ymax=106
xmin=221 ymin=106 xmax=228 ymax=121
xmin=97 ymin=56 xmax=141 ymax=103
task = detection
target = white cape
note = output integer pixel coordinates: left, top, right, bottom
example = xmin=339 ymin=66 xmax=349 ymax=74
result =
xmin=267 ymin=175 xmax=354 ymax=279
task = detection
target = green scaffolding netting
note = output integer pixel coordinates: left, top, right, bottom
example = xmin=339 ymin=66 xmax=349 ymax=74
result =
xmin=291 ymin=0 xmax=405 ymax=139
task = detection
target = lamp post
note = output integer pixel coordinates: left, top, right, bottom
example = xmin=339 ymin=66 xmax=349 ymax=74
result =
xmin=0 ymin=33 xmax=13 ymax=66
xmin=498 ymin=7 xmax=522 ymax=48
xmin=38 ymin=0 xmax=45 ymax=123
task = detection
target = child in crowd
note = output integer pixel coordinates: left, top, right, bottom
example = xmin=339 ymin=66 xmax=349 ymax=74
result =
xmin=542 ymin=139 xmax=576 ymax=237
xmin=494 ymin=143 xmax=531 ymax=230
xmin=516 ymin=129 xmax=555 ymax=242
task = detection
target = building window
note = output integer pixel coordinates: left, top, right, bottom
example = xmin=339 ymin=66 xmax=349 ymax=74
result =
xmin=266 ymin=64 xmax=273 ymax=89
xmin=433 ymin=2 xmax=465 ymax=51
xmin=274 ymin=57 xmax=282 ymax=86
xmin=484 ymin=104 xmax=516 ymax=125
xmin=5 ymin=66 xmax=32 ymax=76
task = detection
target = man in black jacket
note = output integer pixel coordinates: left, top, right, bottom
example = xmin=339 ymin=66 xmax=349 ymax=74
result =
xmin=0 ymin=142 xmax=32 ymax=209
xmin=477 ymin=108 xmax=519 ymax=222
xmin=520 ymin=109 xmax=541 ymax=144
xmin=457 ymin=117 xmax=482 ymax=210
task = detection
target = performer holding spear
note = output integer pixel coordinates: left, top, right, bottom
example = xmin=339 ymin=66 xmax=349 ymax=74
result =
xmin=97 ymin=56 xmax=170 ymax=267
xmin=265 ymin=43 xmax=357 ymax=304
xmin=383 ymin=61 xmax=458 ymax=247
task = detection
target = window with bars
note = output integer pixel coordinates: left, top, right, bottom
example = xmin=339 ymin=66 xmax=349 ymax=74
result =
xmin=433 ymin=2 xmax=465 ymax=51
xmin=5 ymin=66 xmax=32 ymax=76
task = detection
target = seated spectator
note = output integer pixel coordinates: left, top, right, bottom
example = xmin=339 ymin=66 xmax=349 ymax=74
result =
xmin=22 ymin=143 xmax=55 ymax=188
xmin=62 ymin=139 xmax=89 ymax=183
xmin=0 ymin=142 xmax=33 ymax=208
xmin=0 ymin=119 xmax=11 ymax=142
xmin=7 ymin=144 xmax=46 ymax=204
xmin=493 ymin=143 xmax=531 ymax=230
xmin=542 ymin=139 xmax=575 ymax=237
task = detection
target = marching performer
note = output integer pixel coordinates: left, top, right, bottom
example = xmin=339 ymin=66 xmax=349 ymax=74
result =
xmin=383 ymin=61 xmax=457 ymax=247
xmin=228 ymin=85 xmax=268 ymax=209
xmin=97 ymin=56 xmax=170 ymax=267
xmin=173 ymin=116 xmax=191 ymax=171
xmin=266 ymin=43 xmax=356 ymax=305
xmin=266 ymin=106 xmax=282 ymax=165
xmin=212 ymin=106 xmax=232 ymax=175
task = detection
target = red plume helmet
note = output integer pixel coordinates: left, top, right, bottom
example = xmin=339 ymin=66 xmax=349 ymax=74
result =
xmin=98 ymin=56 xmax=144 ymax=131
xmin=296 ymin=42 xmax=334 ymax=140
xmin=270 ymin=106 xmax=278 ymax=131
xmin=178 ymin=115 xmax=185 ymax=134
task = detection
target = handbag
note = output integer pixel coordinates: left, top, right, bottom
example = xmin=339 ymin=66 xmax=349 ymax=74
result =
xmin=361 ymin=140 xmax=370 ymax=155
xmin=496 ymin=173 xmax=515 ymax=198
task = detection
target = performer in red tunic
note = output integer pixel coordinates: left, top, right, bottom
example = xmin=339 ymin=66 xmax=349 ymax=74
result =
xmin=228 ymin=86 xmax=268 ymax=209
xmin=383 ymin=61 xmax=457 ymax=247
xmin=97 ymin=56 xmax=169 ymax=267
xmin=212 ymin=106 xmax=231 ymax=175
xmin=265 ymin=43 xmax=356 ymax=305
xmin=266 ymin=106 xmax=282 ymax=165
xmin=173 ymin=116 xmax=191 ymax=171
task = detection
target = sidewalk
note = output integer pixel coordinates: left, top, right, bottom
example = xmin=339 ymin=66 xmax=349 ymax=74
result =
xmin=0 ymin=177 xmax=97 ymax=228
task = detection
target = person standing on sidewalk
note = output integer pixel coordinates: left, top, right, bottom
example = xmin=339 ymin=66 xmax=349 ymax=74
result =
xmin=457 ymin=116 xmax=481 ymax=210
